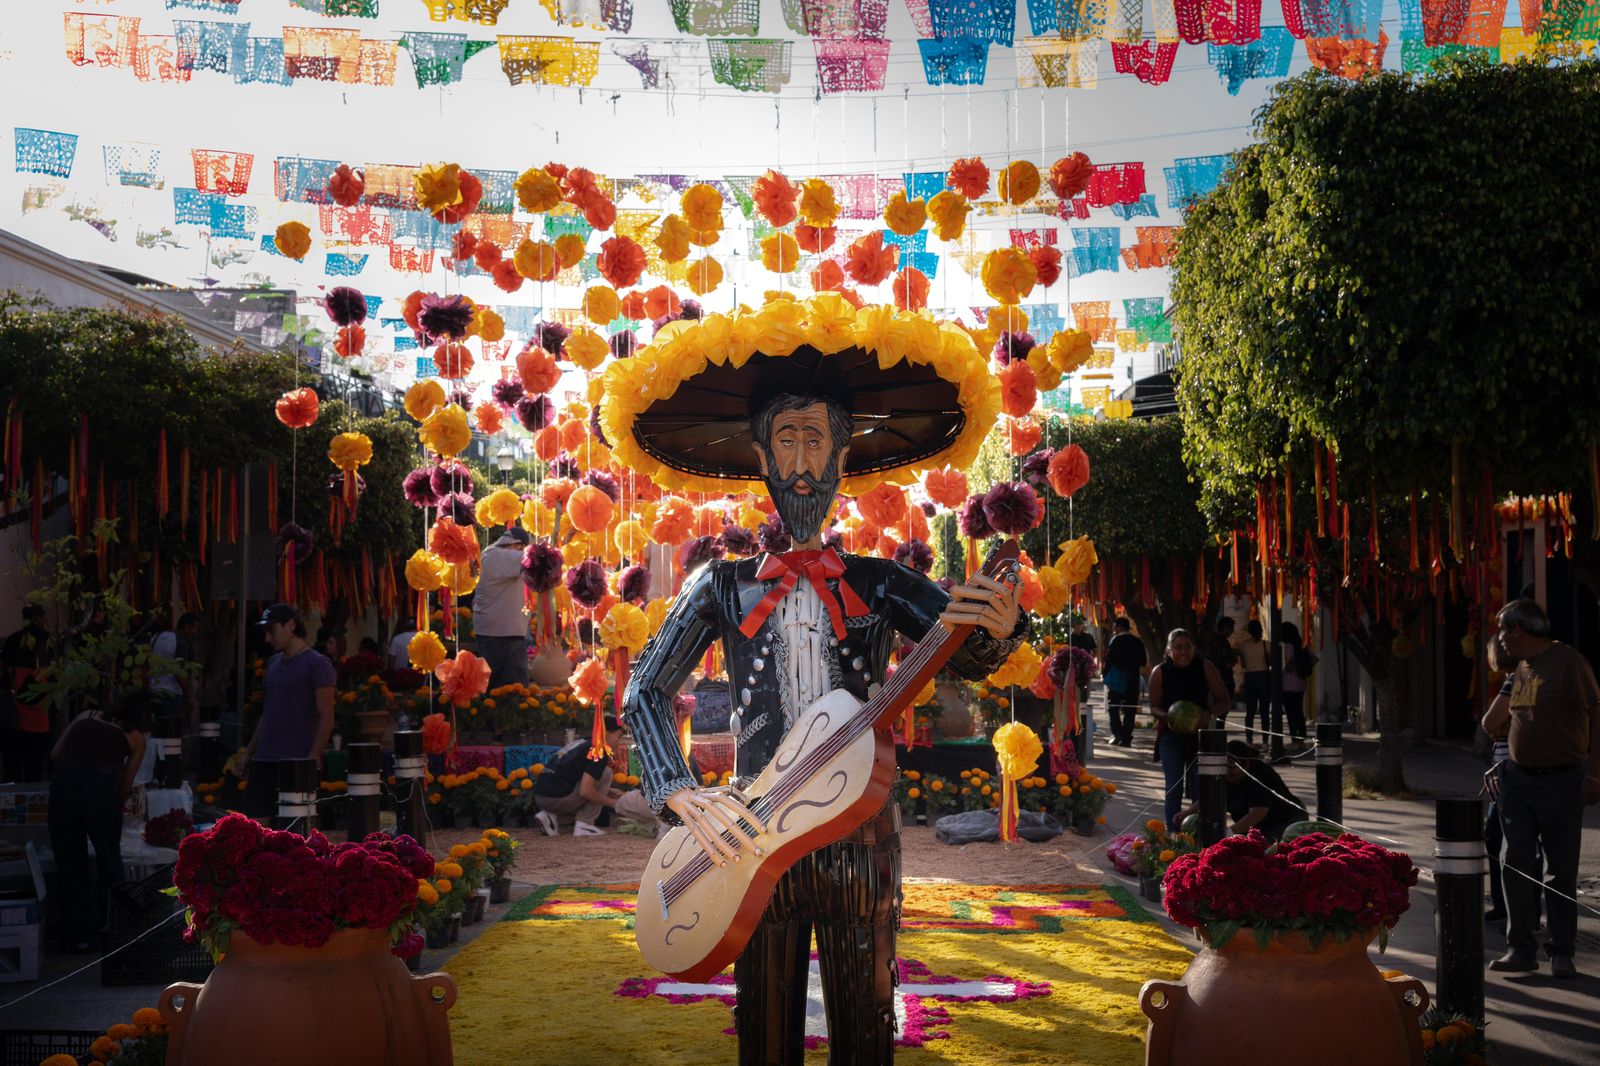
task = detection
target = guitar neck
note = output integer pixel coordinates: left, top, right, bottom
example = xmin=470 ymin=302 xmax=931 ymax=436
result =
xmin=862 ymin=538 xmax=1020 ymax=734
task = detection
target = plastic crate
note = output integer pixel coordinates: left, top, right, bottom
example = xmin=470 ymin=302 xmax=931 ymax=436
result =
xmin=105 ymin=866 xmax=177 ymax=935
xmin=101 ymin=916 xmax=213 ymax=987
xmin=0 ymin=1028 xmax=97 ymax=1066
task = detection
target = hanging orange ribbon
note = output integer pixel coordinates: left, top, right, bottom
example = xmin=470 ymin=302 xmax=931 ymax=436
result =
xmin=739 ymin=548 xmax=869 ymax=641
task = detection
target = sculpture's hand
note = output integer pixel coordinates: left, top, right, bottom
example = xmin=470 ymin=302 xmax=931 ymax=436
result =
xmin=664 ymin=786 xmax=766 ymax=866
xmin=939 ymin=572 xmax=1022 ymax=638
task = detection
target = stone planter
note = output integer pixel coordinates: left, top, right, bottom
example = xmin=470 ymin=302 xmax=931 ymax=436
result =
xmin=159 ymin=928 xmax=457 ymax=1066
xmin=1140 ymin=929 xmax=1428 ymax=1066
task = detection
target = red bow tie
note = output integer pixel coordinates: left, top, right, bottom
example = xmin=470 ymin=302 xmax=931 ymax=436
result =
xmin=738 ymin=548 xmax=869 ymax=641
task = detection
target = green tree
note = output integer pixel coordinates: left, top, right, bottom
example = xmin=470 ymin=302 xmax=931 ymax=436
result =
xmin=1171 ymin=59 xmax=1600 ymax=790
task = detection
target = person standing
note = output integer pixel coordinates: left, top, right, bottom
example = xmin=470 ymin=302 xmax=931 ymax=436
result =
xmin=1147 ymin=629 xmax=1231 ymax=830
xmin=148 ymin=613 xmax=200 ymax=728
xmin=388 ymin=623 xmax=419 ymax=671
xmin=1068 ymin=615 xmax=1098 ymax=705
xmin=1238 ymin=619 xmax=1271 ymax=745
xmin=1481 ymin=634 xmax=1541 ymax=927
xmin=47 ymin=689 xmax=149 ymax=953
xmin=1482 ymin=599 xmax=1600 ymax=979
xmin=1278 ymin=621 xmax=1314 ymax=745
xmin=1204 ymin=617 xmax=1238 ymax=724
xmin=2 ymin=604 xmax=54 ymax=782
xmin=1102 ymin=617 xmax=1147 ymax=747
xmin=474 ymin=526 xmax=532 ymax=690
xmin=240 ymin=604 xmax=336 ymax=821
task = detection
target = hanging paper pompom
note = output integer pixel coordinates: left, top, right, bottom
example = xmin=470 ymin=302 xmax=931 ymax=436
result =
xmin=685 ymin=257 xmax=723 ymax=296
xmin=405 ymin=549 xmax=447 ymax=592
xmin=598 ymin=236 xmax=646 ymax=288
xmin=1004 ymin=416 xmax=1043 ymax=456
xmin=892 ymin=267 xmax=931 ymax=312
xmin=419 ymin=404 xmax=471 ymax=457
xmin=998 ymin=161 xmax=1041 ymax=205
xmin=649 ymin=496 xmax=694 ymax=543
xmin=515 ymin=543 xmax=559 ymax=593
xmin=1021 ymin=447 xmax=1054 ymax=491
xmin=328 ymin=164 xmax=364 ymax=207
xmin=475 ymin=487 xmax=522 ymax=528
xmin=429 ymin=517 xmax=480 ymax=567
xmin=432 ymin=169 xmax=483 ymax=225
xmin=514 ymin=167 xmax=561 ymax=213
xmin=414 ymin=162 xmax=464 ymax=215
xmin=927 ymin=190 xmax=970 ymax=241
xmin=1028 ymin=246 xmax=1063 ymax=288
xmin=1048 ymin=444 xmax=1091 ymax=498
xmin=564 ymin=327 xmax=608 ymax=372
xmin=419 ymin=294 xmax=475 ymax=342
xmin=517 ymin=344 xmax=562 ymax=395
xmin=923 ymin=467 xmax=968 ymax=510
xmin=756 ymin=512 xmax=791 ymax=553
xmin=721 ymin=524 xmax=757 ymax=557
xmin=1049 ymin=152 xmax=1094 ymax=201
xmin=998 ymin=360 xmax=1038 ymax=418
xmin=410 ymin=632 xmax=448 ymax=675
xmin=581 ymin=285 xmax=620 ymax=325
xmin=856 ymin=482 xmax=908 ymax=527
xmin=948 ymin=157 xmax=991 ymax=199
xmin=475 ymin=403 xmax=504 ymax=436
xmin=618 ymin=564 xmax=651 ymax=603
xmin=566 ymin=559 xmax=608 ymax=608
xmin=431 ymin=342 xmax=473 ymax=380
xmin=994 ymin=331 xmax=1036 ymax=366
xmin=681 ymin=183 xmax=724 ymax=232
xmin=475 ymin=307 xmax=506 ymax=343
xmin=571 ymin=656 xmax=608 ymax=706
xmin=403 ymin=468 xmax=439 ymax=509
xmin=959 ymin=494 xmax=994 ymax=539
xmin=404 ymin=379 xmax=446 ymax=422
xmin=992 ymin=720 xmax=1043 ymax=842
xmin=1056 ymin=535 xmax=1098 ymax=586
xmin=436 ymin=650 xmax=491 ymax=708
xmin=323 ymin=286 xmax=368 ymax=327
xmin=474 ymin=241 xmax=502 ymax=270
xmin=679 ymin=534 xmax=725 ymax=573
xmin=796 ymin=223 xmax=837 ymax=254
xmin=566 ymin=484 xmax=614 ymax=533
xmin=429 ymin=461 xmax=473 ymax=500
xmin=1047 ymin=329 xmax=1095 ymax=374
xmin=982 ymin=248 xmax=1038 ymax=305
xmin=327 ymin=432 xmax=373 ymax=476
xmin=275 ymin=387 xmax=320 ymax=430
xmin=654 ymin=214 xmax=691 ymax=264
xmin=761 ymin=233 xmax=801 ymax=273
xmin=883 ymin=192 xmax=927 ymax=237
xmin=514 ymin=239 xmax=561 ymax=283
xmin=845 ymin=232 xmax=898 ymax=286
xmin=599 ymin=602 xmax=650 ymax=656
xmin=798 ymin=178 xmax=841 ymax=228
xmin=893 ymin=538 xmax=935 ymax=573
xmin=810 ymin=259 xmax=846 ymax=293
xmin=753 ymin=169 xmax=800 ymax=227
xmin=452 ymin=228 xmax=478 ymax=264
xmin=274 ymin=221 xmax=311 ymax=260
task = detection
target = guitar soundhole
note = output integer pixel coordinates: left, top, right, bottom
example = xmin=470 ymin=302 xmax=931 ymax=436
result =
xmin=773 ymin=711 xmax=829 ymax=773
xmin=664 ymin=912 xmax=701 ymax=946
xmin=775 ymin=769 xmax=850 ymax=833
xmin=660 ymin=830 xmax=695 ymax=870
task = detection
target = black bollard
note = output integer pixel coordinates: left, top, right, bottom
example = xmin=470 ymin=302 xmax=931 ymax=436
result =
xmin=1196 ymin=728 xmax=1228 ymax=846
xmin=1434 ymin=797 xmax=1486 ymax=1021
xmin=1315 ymin=721 xmax=1343 ymax=825
xmin=393 ymin=730 xmax=427 ymax=841
xmin=346 ymin=743 xmax=382 ymax=841
xmin=153 ymin=717 xmax=184 ymax=790
xmin=273 ymin=758 xmax=320 ymax=833
xmin=195 ymin=713 xmax=222 ymax=782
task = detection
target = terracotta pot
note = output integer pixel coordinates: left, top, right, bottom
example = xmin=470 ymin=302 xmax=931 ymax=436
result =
xmin=159 ymin=928 xmax=456 ymax=1066
xmin=934 ymin=681 xmax=975 ymax=738
xmin=1140 ymin=929 xmax=1428 ymax=1066
xmin=355 ymin=708 xmax=390 ymax=744
xmin=529 ymin=644 xmax=574 ymax=688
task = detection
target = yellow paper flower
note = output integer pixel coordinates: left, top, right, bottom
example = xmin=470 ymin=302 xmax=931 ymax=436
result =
xmin=1047 ymin=329 xmax=1094 ymax=374
xmin=404 ymin=379 xmax=447 ymax=422
xmin=514 ymin=167 xmax=562 ymax=212
xmin=982 ymin=248 xmax=1038 ymax=305
xmin=883 ymin=191 xmax=927 ymax=237
xmin=327 ymin=431 xmax=372 ymax=471
xmin=760 ymin=233 xmax=800 ymax=273
xmin=803 ymin=292 xmax=858 ymax=354
xmin=565 ymin=326 xmax=609 ymax=371
xmin=514 ymin=239 xmax=560 ymax=282
xmin=927 ymin=190 xmax=970 ymax=241
xmin=993 ymin=721 xmax=1044 ymax=780
xmin=414 ymin=163 xmax=464 ymax=214
xmin=1035 ymin=564 xmax=1071 ymax=615
xmin=439 ymin=560 xmax=478 ymax=597
xmin=1056 ymin=535 xmax=1099 ymax=586
xmin=1027 ymin=346 xmax=1063 ymax=392
xmin=644 ymin=597 xmax=669 ymax=637
xmin=474 ymin=307 xmax=506 ymax=344
xmin=274 ymin=221 xmax=311 ymax=260
xmin=614 ymin=519 xmax=652 ymax=558
xmin=685 ymin=257 xmax=723 ymax=295
xmin=798 ymin=178 xmax=840 ymax=228
xmin=405 ymin=549 xmax=447 ymax=592
xmin=583 ymin=285 xmax=620 ymax=325
xmin=520 ymin=498 xmax=556 ymax=536
xmin=419 ymin=403 xmax=471 ymax=458
xmin=689 ymin=225 xmax=722 ymax=248
xmin=599 ymin=601 xmax=649 ymax=656
xmin=409 ymin=630 xmax=448 ymax=673
xmin=987 ymin=642 xmax=1043 ymax=689
xmin=475 ymin=487 xmax=522 ymax=527
xmin=998 ymin=160 xmax=1041 ymax=205
xmin=554 ymin=233 xmax=587 ymax=269
xmin=681 ymin=183 xmax=724 ymax=232
xmin=655 ymin=214 xmax=691 ymax=264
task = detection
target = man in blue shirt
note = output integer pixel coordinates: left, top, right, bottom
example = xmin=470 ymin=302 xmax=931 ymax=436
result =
xmin=240 ymin=604 xmax=336 ymax=821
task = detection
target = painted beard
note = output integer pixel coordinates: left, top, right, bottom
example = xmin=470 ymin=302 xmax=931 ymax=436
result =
xmin=761 ymin=453 xmax=842 ymax=544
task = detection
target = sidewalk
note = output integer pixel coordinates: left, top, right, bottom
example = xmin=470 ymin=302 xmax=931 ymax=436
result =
xmin=1083 ymin=717 xmax=1600 ymax=1066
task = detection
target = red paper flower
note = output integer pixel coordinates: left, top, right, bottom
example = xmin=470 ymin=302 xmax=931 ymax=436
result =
xmin=474 ymin=241 xmax=503 ymax=270
xmin=432 ymin=341 xmax=473 ymax=380
xmin=1029 ymin=246 xmax=1063 ymax=288
xmin=810 ymin=259 xmax=845 ymax=293
xmin=333 ymin=324 xmax=365 ymax=359
xmin=644 ymin=285 xmax=681 ymax=320
xmin=753 ymin=169 xmax=800 ymax=227
xmin=1047 ymin=444 xmax=1090 ymax=498
xmin=1003 ymin=416 xmax=1043 ymax=456
xmin=517 ymin=344 xmax=562 ymax=395
xmin=845 ymin=232 xmax=897 ymax=286
xmin=421 ymin=712 xmax=452 ymax=754
xmin=1049 ymin=152 xmax=1094 ymax=201
xmin=327 ymin=164 xmax=364 ymax=208
xmin=598 ymin=236 xmax=646 ymax=288
xmin=491 ymin=259 xmax=524 ymax=293
xmin=998 ymin=359 xmax=1038 ymax=418
xmin=432 ymin=170 xmax=483 ymax=224
xmin=796 ymin=224 xmax=837 ymax=254
xmin=401 ymin=290 xmax=426 ymax=333
xmin=428 ymin=516 xmax=479 ymax=566
xmin=948 ymin=157 xmax=991 ymax=199
xmin=451 ymin=228 xmax=478 ymax=263
xmin=892 ymin=267 xmax=931 ymax=312
xmin=275 ymin=387 xmax=320 ymax=430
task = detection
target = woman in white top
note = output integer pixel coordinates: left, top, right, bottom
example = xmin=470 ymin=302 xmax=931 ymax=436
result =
xmin=1238 ymin=620 xmax=1270 ymax=744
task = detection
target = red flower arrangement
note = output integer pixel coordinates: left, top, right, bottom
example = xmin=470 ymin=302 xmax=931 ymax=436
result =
xmin=143 ymin=808 xmax=194 ymax=849
xmin=173 ymin=815 xmax=434 ymax=959
xmin=1163 ymin=831 xmax=1418 ymax=951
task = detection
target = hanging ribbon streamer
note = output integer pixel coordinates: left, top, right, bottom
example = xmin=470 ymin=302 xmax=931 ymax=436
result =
xmin=612 ymin=647 xmax=629 ymax=715
xmin=1313 ymin=441 xmax=1326 ymax=537
xmin=156 ymin=429 xmax=169 ymax=519
xmin=30 ymin=458 xmax=44 ymax=550
xmin=266 ymin=463 xmax=279 ymax=535
xmin=179 ymin=447 xmax=191 ymax=539
xmin=198 ymin=467 xmax=208 ymax=567
xmin=1408 ymin=484 xmax=1420 ymax=572
xmin=1449 ymin=442 xmax=1464 ymax=558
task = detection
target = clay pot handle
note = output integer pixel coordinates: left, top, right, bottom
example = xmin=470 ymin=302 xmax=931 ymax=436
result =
xmin=159 ymin=981 xmax=203 ymax=1060
xmin=412 ymin=970 xmax=459 ymax=1065
xmin=1383 ymin=973 xmax=1430 ymax=1066
xmin=1138 ymin=979 xmax=1186 ymax=1065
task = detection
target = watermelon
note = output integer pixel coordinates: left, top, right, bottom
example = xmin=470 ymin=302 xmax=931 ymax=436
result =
xmin=1165 ymin=699 xmax=1204 ymax=734
xmin=1281 ymin=820 xmax=1346 ymax=842
xmin=1180 ymin=813 xmax=1201 ymax=836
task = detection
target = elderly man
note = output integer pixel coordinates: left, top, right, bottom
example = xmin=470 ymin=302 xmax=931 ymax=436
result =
xmin=1482 ymin=599 xmax=1600 ymax=979
xmin=616 ymin=360 xmax=1027 ymax=1063
xmin=474 ymin=525 xmax=532 ymax=689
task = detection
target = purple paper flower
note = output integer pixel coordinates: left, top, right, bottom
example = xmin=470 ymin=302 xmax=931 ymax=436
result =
xmin=491 ymin=378 xmax=525 ymax=407
xmin=993 ymin=331 xmax=1036 ymax=366
xmin=439 ymin=491 xmax=476 ymax=526
xmin=679 ymin=534 xmax=725 ymax=573
xmin=721 ymin=524 xmax=757 ymax=557
xmin=403 ymin=468 xmax=440 ymax=509
xmin=322 ymin=286 xmax=368 ymax=327
xmin=533 ymin=320 xmax=570 ymax=356
xmin=981 ymin=481 xmax=1041 ymax=537
xmin=589 ymin=404 xmax=610 ymax=448
xmin=1046 ymin=647 xmax=1098 ymax=688
xmin=429 ymin=462 xmax=474 ymax=501
xmin=274 ymin=522 xmax=314 ymax=562
xmin=418 ymin=293 xmax=474 ymax=341
xmin=521 ymin=542 xmax=564 ymax=592
xmin=515 ymin=395 xmax=555 ymax=431
xmin=548 ymin=456 xmax=579 ymax=480
xmin=618 ymin=564 xmax=651 ymax=603
xmin=583 ymin=469 xmax=619 ymax=503
xmin=1021 ymin=447 xmax=1055 ymax=490
xmin=609 ymin=330 xmax=638 ymax=361
xmin=679 ymin=299 xmax=703 ymax=321
xmin=447 ymin=388 xmax=474 ymax=412
xmin=893 ymin=538 xmax=935 ymax=574
xmin=959 ymin=494 xmax=993 ymax=539
xmin=757 ymin=513 xmax=792 ymax=554
xmin=565 ymin=559 xmax=608 ymax=608
xmin=920 ymin=500 xmax=937 ymax=517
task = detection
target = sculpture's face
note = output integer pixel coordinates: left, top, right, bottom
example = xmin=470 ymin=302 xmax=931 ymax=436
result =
xmin=754 ymin=400 xmax=848 ymax=545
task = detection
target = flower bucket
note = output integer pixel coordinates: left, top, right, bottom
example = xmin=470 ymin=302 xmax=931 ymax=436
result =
xmin=159 ymin=929 xmax=457 ymax=1066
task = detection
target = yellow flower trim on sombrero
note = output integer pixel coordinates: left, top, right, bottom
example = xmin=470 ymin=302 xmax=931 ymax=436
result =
xmin=598 ymin=294 xmax=1000 ymax=495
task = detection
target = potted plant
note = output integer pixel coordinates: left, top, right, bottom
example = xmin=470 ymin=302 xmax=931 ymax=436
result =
xmin=335 ymin=651 xmax=392 ymax=744
xmin=143 ymin=809 xmax=195 ymax=850
xmin=482 ymin=828 xmax=519 ymax=904
xmin=163 ymin=817 xmax=454 ymax=1064
xmin=1050 ymin=768 xmax=1114 ymax=835
xmin=1140 ymin=831 xmax=1426 ymax=1066
xmin=1129 ymin=818 xmax=1198 ymax=901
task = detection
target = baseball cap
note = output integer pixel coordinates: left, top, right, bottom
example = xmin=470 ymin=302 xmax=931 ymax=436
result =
xmin=256 ymin=603 xmax=303 ymax=627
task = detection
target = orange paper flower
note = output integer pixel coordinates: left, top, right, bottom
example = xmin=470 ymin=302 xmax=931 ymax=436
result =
xmin=1049 ymin=152 xmax=1094 ymax=200
xmin=798 ymin=178 xmax=841 ymax=228
xmin=491 ymin=259 xmax=524 ymax=293
xmin=476 ymin=403 xmax=504 ymax=435
xmin=649 ymin=495 xmax=694 ymax=543
xmin=618 ymin=290 xmax=649 ymax=321
xmin=555 ymin=233 xmax=587 ymax=269
xmin=514 ymin=239 xmax=561 ymax=282
xmin=883 ymin=192 xmax=927 ymax=237
xmin=534 ymin=424 xmax=562 ymax=461
xmin=922 ymin=467 xmax=968 ymax=509
xmin=856 ymin=482 xmax=908 ymax=527
xmin=796 ymin=224 xmax=836 ymax=253
xmin=998 ymin=360 xmax=1038 ymax=418
xmin=432 ymin=342 xmax=473 ymax=380
xmin=1004 ymin=416 xmax=1042 ymax=456
xmin=421 ymin=711 xmax=452 ymax=754
xmin=517 ymin=345 xmax=562 ymax=395
xmin=761 ymin=233 xmax=801 ymax=273
xmin=401 ymin=290 xmax=426 ymax=332
xmin=583 ymin=285 xmax=620 ymax=324
xmin=560 ymin=418 xmax=589 ymax=452
xmin=982 ymin=247 xmax=1038 ymax=305
xmin=845 ymin=232 xmax=897 ymax=286
xmin=998 ymin=161 xmax=1041 ymax=205
xmin=541 ymin=477 xmax=578 ymax=509
xmin=275 ymin=387 xmax=319 ymax=429
xmin=948 ymin=157 xmax=991 ymax=199
xmin=473 ymin=242 xmax=502 ymax=270
xmin=810 ymin=259 xmax=845 ymax=293
xmin=927 ymin=190 xmax=970 ymax=241
xmin=432 ymin=170 xmax=483 ymax=225
xmin=753 ymin=169 xmax=799 ymax=227
xmin=572 ymin=656 xmax=608 ymax=706
xmin=333 ymin=324 xmax=365 ymax=359
xmin=892 ymin=267 xmax=930 ymax=311
xmin=515 ymin=167 xmax=562 ymax=212
xmin=598 ymin=236 xmax=646 ymax=288
xmin=1048 ymin=443 xmax=1090 ymax=498
xmin=1029 ymin=245 xmax=1063 ymax=288
xmin=274 ymin=221 xmax=311 ymax=260
xmin=436 ymin=650 xmax=491 ymax=708
xmin=685 ymin=257 xmax=723 ymax=296
xmin=681 ymin=183 xmax=724 ymax=231
xmin=644 ymin=285 xmax=681 ymax=320
xmin=655 ymin=214 xmax=691 ymax=264
xmin=328 ymin=164 xmax=364 ymax=207
xmin=567 ymin=484 xmax=615 ymax=533
xmin=429 ymin=516 xmax=480 ymax=566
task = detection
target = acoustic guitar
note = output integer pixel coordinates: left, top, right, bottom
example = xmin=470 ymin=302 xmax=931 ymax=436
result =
xmin=634 ymin=540 xmax=1021 ymax=980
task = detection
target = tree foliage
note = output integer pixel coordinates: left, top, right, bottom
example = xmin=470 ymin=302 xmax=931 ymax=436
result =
xmin=1172 ymin=59 xmax=1600 ymax=526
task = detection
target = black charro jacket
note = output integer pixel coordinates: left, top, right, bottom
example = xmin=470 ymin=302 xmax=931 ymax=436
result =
xmin=623 ymin=551 xmax=1028 ymax=817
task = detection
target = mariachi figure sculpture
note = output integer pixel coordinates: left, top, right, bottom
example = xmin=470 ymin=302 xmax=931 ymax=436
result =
xmin=603 ymin=301 xmax=1028 ymax=1065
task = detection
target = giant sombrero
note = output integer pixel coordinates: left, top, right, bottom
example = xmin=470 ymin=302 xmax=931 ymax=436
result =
xmin=597 ymin=293 xmax=1001 ymax=495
